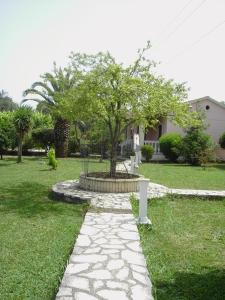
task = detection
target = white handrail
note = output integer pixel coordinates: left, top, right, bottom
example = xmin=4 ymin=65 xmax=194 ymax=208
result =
xmin=144 ymin=140 xmax=161 ymax=154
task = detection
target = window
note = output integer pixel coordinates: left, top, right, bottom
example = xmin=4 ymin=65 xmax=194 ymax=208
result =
xmin=206 ymin=105 xmax=210 ymax=110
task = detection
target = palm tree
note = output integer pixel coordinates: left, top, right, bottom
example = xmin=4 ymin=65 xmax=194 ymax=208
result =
xmin=13 ymin=106 xmax=33 ymax=163
xmin=22 ymin=64 xmax=76 ymax=157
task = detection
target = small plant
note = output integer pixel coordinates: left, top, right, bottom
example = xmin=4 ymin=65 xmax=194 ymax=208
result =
xmin=141 ymin=144 xmax=154 ymax=162
xmin=48 ymin=148 xmax=58 ymax=170
xmin=219 ymin=132 xmax=225 ymax=149
xmin=159 ymin=132 xmax=182 ymax=162
xmin=130 ymin=150 xmax=135 ymax=156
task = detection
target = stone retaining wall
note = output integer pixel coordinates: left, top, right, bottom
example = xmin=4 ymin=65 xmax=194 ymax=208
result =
xmin=79 ymin=174 xmax=140 ymax=193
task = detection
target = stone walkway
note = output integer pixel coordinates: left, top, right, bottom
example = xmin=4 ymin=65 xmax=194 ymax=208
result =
xmin=54 ymin=159 xmax=225 ymax=300
xmin=55 ymin=161 xmax=154 ymax=300
xmin=56 ymin=213 xmax=153 ymax=300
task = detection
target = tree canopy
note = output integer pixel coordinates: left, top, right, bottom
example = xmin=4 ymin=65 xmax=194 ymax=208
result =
xmin=0 ymin=90 xmax=18 ymax=112
xmin=13 ymin=106 xmax=33 ymax=163
xmin=61 ymin=47 xmax=200 ymax=176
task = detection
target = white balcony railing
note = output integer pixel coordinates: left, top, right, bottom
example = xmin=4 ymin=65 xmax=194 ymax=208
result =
xmin=144 ymin=140 xmax=161 ymax=154
xmin=120 ymin=139 xmax=161 ymax=155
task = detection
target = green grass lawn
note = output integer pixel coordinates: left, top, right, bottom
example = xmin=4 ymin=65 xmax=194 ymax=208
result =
xmin=140 ymin=163 xmax=225 ymax=190
xmin=0 ymin=156 xmax=106 ymax=299
xmin=132 ymin=196 xmax=225 ymax=300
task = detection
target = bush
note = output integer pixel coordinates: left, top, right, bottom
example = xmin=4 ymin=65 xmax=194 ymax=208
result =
xmin=159 ymin=132 xmax=182 ymax=162
xmin=80 ymin=144 xmax=90 ymax=157
xmin=141 ymin=144 xmax=154 ymax=162
xmin=32 ymin=128 xmax=54 ymax=151
xmin=47 ymin=148 xmax=57 ymax=170
xmin=0 ymin=112 xmax=17 ymax=157
xmin=219 ymin=132 xmax=225 ymax=149
xmin=182 ymin=127 xmax=214 ymax=166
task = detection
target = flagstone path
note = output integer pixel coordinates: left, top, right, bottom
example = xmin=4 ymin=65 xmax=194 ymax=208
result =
xmin=56 ymin=212 xmax=153 ymax=300
xmin=55 ymin=159 xmax=225 ymax=300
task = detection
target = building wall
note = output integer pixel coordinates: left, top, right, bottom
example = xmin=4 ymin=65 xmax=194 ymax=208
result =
xmin=191 ymin=99 xmax=225 ymax=143
xmin=165 ymin=119 xmax=185 ymax=136
xmin=165 ymin=99 xmax=225 ymax=144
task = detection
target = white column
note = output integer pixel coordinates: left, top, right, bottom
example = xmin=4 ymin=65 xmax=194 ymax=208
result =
xmin=134 ymin=164 xmax=139 ymax=175
xmin=137 ymin=179 xmax=151 ymax=225
xmin=130 ymin=156 xmax=135 ymax=173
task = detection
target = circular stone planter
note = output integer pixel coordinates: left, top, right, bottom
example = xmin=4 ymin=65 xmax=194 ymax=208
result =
xmin=79 ymin=172 xmax=140 ymax=193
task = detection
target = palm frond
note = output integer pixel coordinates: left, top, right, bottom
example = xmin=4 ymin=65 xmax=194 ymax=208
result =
xmin=31 ymin=82 xmax=54 ymax=96
xmin=44 ymin=73 xmax=60 ymax=92
xmin=21 ymin=98 xmax=43 ymax=104
xmin=23 ymin=89 xmax=54 ymax=105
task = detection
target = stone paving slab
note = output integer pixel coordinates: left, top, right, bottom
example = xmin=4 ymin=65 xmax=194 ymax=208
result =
xmin=56 ymin=212 xmax=153 ymax=300
xmin=53 ymin=159 xmax=225 ymax=300
xmin=169 ymin=188 xmax=225 ymax=197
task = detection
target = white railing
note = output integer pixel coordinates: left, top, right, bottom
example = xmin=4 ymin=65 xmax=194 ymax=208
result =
xmin=120 ymin=139 xmax=161 ymax=155
xmin=144 ymin=140 xmax=161 ymax=154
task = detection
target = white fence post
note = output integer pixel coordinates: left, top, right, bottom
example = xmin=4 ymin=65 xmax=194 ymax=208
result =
xmin=130 ymin=155 xmax=135 ymax=173
xmin=137 ymin=179 xmax=151 ymax=225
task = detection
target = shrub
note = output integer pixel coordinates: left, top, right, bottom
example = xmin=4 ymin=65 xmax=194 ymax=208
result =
xmin=141 ymin=144 xmax=154 ymax=162
xmin=0 ymin=112 xmax=17 ymax=157
xmin=219 ymin=132 xmax=225 ymax=149
xmin=48 ymin=148 xmax=58 ymax=170
xmin=182 ymin=127 xmax=214 ymax=166
xmin=159 ymin=132 xmax=182 ymax=162
xmin=32 ymin=128 xmax=54 ymax=151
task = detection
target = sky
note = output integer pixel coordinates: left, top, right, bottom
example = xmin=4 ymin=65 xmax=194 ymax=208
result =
xmin=1 ymin=0 xmax=225 ymax=104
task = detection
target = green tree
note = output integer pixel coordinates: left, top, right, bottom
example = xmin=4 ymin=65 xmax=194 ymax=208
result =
xmin=65 ymin=47 xmax=199 ymax=177
xmin=0 ymin=130 xmax=9 ymax=159
xmin=22 ymin=112 xmax=53 ymax=151
xmin=36 ymin=101 xmax=51 ymax=114
xmin=32 ymin=128 xmax=54 ymax=152
xmin=182 ymin=127 xmax=214 ymax=166
xmin=13 ymin=107 xmax=33 ymax=163
xmin=23 ymin=63 xmax=78 ymax=157
xmin=0 ymin=112 xmax=17 ymax=159
xmin=0 ymin=90 xmax=18 ymax=111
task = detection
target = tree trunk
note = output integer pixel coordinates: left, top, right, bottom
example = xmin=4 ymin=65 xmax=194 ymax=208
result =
xmin=17 ymin=137 xmax=22 ymax=163
xmin=109 ymin=142 xmax=118 ymax=177
xmin=54 ymin=117 xmax=70 ymax=158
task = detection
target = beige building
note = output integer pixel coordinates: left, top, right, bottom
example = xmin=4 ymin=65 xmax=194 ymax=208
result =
xmin=121 ymin=96 xmax=225 ymax=160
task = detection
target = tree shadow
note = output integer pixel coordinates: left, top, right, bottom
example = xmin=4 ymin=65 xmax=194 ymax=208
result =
xmin=0 ymin=162 xmax=14 ymax=167
xmin=209 ymin=164 xmax=225 ymax=171
xmin=155 ymin=268 xmax=225 ymax=300
xmin=154 ymin=163 xmax=225 ymax=170
xmin=0 ymin=181 xmax=87 ymax=218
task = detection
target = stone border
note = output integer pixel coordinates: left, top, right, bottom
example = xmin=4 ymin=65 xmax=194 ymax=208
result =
xmin=79 ymin=173 xmax=140 ymax=193
xmin=52 ymin=181 xmax=92 ymax=204
xmin=52 ymin=180 xmax=225 ymax=208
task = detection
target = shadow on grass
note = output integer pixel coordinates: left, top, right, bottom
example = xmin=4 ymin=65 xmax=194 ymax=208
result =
xmin=0 ymin=162 xmax=15 ymax=167
xmin=155 ymin=268 xmax=225 ymax=300
xmin=0 ymin=181 xmax=87 ymax=218
xmin=210 ymin=164 xmax=225 ymax=171
xmin=145 ymin=163 xmax=225 ymax=170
